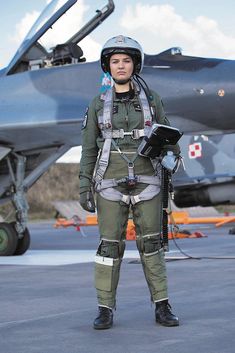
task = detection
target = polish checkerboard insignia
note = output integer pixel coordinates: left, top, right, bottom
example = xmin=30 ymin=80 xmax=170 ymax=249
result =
xmin=188 ymin=142 xmax=202 ymax=159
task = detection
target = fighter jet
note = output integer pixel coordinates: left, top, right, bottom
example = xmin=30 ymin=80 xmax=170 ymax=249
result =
xmin=174 ymin=133 xmax=235 ymax=207
xmin=0 ymin=0 xmax=235 ymax=255
xmin=0 ymin=0 xmax=115 ymax=255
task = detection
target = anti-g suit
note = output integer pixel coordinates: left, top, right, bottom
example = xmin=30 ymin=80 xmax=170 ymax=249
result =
xmin=79 ymin=82 xmax=180 ymax=309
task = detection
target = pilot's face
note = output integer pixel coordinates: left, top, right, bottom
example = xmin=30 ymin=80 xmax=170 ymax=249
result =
xmin=109 ymin=53 xmax=134 ymax=81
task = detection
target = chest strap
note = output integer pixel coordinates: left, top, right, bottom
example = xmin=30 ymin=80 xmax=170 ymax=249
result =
xmin=102 ymin=128 xmax=145 ymax=139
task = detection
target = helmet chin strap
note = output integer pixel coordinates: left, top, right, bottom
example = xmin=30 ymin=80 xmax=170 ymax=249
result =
xmin=113 ymin=78 xmax=130 ymax=85
xmin=113 ymin=73 xmax=135 ymax=85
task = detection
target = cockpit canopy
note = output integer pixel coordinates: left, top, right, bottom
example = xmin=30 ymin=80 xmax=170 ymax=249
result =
xmin=5 ymin=0 xmax=114 ymax=75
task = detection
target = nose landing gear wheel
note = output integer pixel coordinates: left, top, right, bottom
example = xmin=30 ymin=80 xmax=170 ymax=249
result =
xmin=0 ymin=222 xmax=18 ymax=256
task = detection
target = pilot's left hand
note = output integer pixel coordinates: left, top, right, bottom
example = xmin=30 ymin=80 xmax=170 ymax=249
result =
xmin=161 ymin=151 xmax=180 ymax=173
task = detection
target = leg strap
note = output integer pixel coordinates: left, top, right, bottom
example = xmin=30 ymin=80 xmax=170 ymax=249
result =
xmin=98 ymin=183 xmax=160 ymax=205
xmin=96 ymin=239 xmax=125 ymax=259
xmin=136 ymin=233 xmax=162 ymax=254
xmin=131 ymin=184 xmax=160 ymax=205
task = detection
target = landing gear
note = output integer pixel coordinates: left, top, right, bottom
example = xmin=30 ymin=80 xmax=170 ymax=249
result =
xmin=0 ymin=146 xmax=70 ymax=256
xmin=0 ymin=222 xmax=31 ymax=256
xmin=0 ymin=222 xmax=18 ymax=256
xmin=0 ymin=153 xmax=31 ymax=256
xmin=11 ymin=223 xmax=31 ymax=255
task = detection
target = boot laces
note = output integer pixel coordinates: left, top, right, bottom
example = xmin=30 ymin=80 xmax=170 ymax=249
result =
xmin=99 ymin=306 xmax=112 ymax=319
xmin=164 ymin=302 xmax=173 ymax=314
xmin=157 ymin=301 xmax=172 ymax=314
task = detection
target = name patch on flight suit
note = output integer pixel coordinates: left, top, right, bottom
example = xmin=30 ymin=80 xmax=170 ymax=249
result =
xmin=82 ymin=107 xmax=89 ymax=129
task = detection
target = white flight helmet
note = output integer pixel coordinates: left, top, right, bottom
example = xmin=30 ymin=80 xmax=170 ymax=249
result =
xmin=101 ymin=35 xmax=144 ymax=75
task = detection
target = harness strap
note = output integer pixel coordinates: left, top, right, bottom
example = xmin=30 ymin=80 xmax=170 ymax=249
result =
xmin=95 ymin=137 xmax=112 ymax=183
xmin=95 ymin=175 xmax=161 ymax=192
xmin=102 ymin=88 xmax=113 ymax=127
xmin=131 ymin=184 xmax=160 ymax=205
xmin=111 ymin=138 xmax=135 ymax=162
xmin=94 ymin=83 xmax=158 ymax=204
xmin=99 ymin=184 xmax=160 ymax=205
xmin=99 ymin=188 xmax=131 ymax=204
xmin=139 ymin=87 xmax=153 ymax=130
xmin=102 ymin=129 xmax=145 ymax=139
xmin=94 ymin=89 xmax=113 ymax=183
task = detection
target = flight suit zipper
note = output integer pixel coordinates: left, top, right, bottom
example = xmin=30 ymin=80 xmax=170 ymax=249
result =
xmin=124 ymin=102 xmax=129 ymax=129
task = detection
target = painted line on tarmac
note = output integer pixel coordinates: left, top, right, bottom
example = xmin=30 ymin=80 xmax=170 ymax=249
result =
xmin=0 ymin=309 xmax=82 ymax=329
xmin=0 ymin=249 xmax=180 ymax=266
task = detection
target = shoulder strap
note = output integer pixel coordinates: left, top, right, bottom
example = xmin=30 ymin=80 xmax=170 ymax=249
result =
xmin=94 ymin=88 xmax=114 ymax=184
xmin=139 ymin=87 xmax=153 ymax=128
xmin=99 ymin=88 xmax=113 ymax=128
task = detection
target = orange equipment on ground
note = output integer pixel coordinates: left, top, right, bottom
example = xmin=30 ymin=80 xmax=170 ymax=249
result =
xmin=168 ymin=211 xmax=235 ymax=227
xmin=54 ymin=210 xmax=223 ymax=240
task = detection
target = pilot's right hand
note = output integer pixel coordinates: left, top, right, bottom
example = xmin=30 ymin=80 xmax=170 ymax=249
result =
xmin=79 ymin=188 xmax=96 ymax=213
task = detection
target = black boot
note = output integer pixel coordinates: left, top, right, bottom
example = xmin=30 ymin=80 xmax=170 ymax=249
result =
xmin=155 ymin=300 xmax=179 ymax=327
xmin=93 ymin=306 xmax=113 ymax=330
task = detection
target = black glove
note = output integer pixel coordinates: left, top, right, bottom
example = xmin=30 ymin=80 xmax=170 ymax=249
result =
xmin=80 ymin=189 xmax=96 ymax=213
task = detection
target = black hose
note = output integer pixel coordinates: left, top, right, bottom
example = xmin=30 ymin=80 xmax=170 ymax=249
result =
xmin=162 ymin=167 xmax=169 ymax=252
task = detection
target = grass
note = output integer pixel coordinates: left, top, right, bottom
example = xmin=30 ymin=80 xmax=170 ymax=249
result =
xmin=0 ymin=163 xmax=80 ymax=221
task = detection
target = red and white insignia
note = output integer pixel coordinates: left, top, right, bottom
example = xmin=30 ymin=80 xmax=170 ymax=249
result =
xmin=188 ymin=142 xmax=202 ymax=159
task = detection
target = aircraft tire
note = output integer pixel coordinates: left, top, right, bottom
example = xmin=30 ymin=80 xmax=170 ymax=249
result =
xmin=0 ymin=222 xmax=18 ymax=256
xmin=10 ymin=223 xmax=31 ymax=256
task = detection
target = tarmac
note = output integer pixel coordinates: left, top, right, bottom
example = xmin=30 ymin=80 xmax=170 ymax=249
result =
xmin=0 ymin=221 xmax=235 ymax=353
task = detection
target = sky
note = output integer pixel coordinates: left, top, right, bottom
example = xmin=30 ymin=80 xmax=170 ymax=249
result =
xmin=1 ymin=0 xmax=235 ymax=162
xmin=1 ymin=0 xmax=235 ymax=69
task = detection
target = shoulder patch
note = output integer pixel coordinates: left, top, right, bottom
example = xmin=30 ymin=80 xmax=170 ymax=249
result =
xmin=82 ymin=107 xmax=89 ymax=129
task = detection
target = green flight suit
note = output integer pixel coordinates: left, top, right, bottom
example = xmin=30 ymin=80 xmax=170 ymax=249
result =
xmin=79 ymin=87 xmax=180 ymax=309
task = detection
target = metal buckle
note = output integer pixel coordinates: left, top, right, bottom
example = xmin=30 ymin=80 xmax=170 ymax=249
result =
xmin=131 ymin=129 xmax=139 ymax=139
xmin=112 ymin=129 xmax=125 ymax=139
xmin=119 ymin=129 xmax=125 ymax=139
xmin=115 ymin=129 xmax=142 ymax=139
xmin=126 ymin=162 xmax=137 ymax=188
xmin=122 ymin=130 xmax=139 ymax=139
xmin=123 ymin=130 xmax=132 ymax=138
xmin=126 ymin=176 xmax=137 ymax=188
xmin=132 ymin=129 xmax=145 ymax=139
